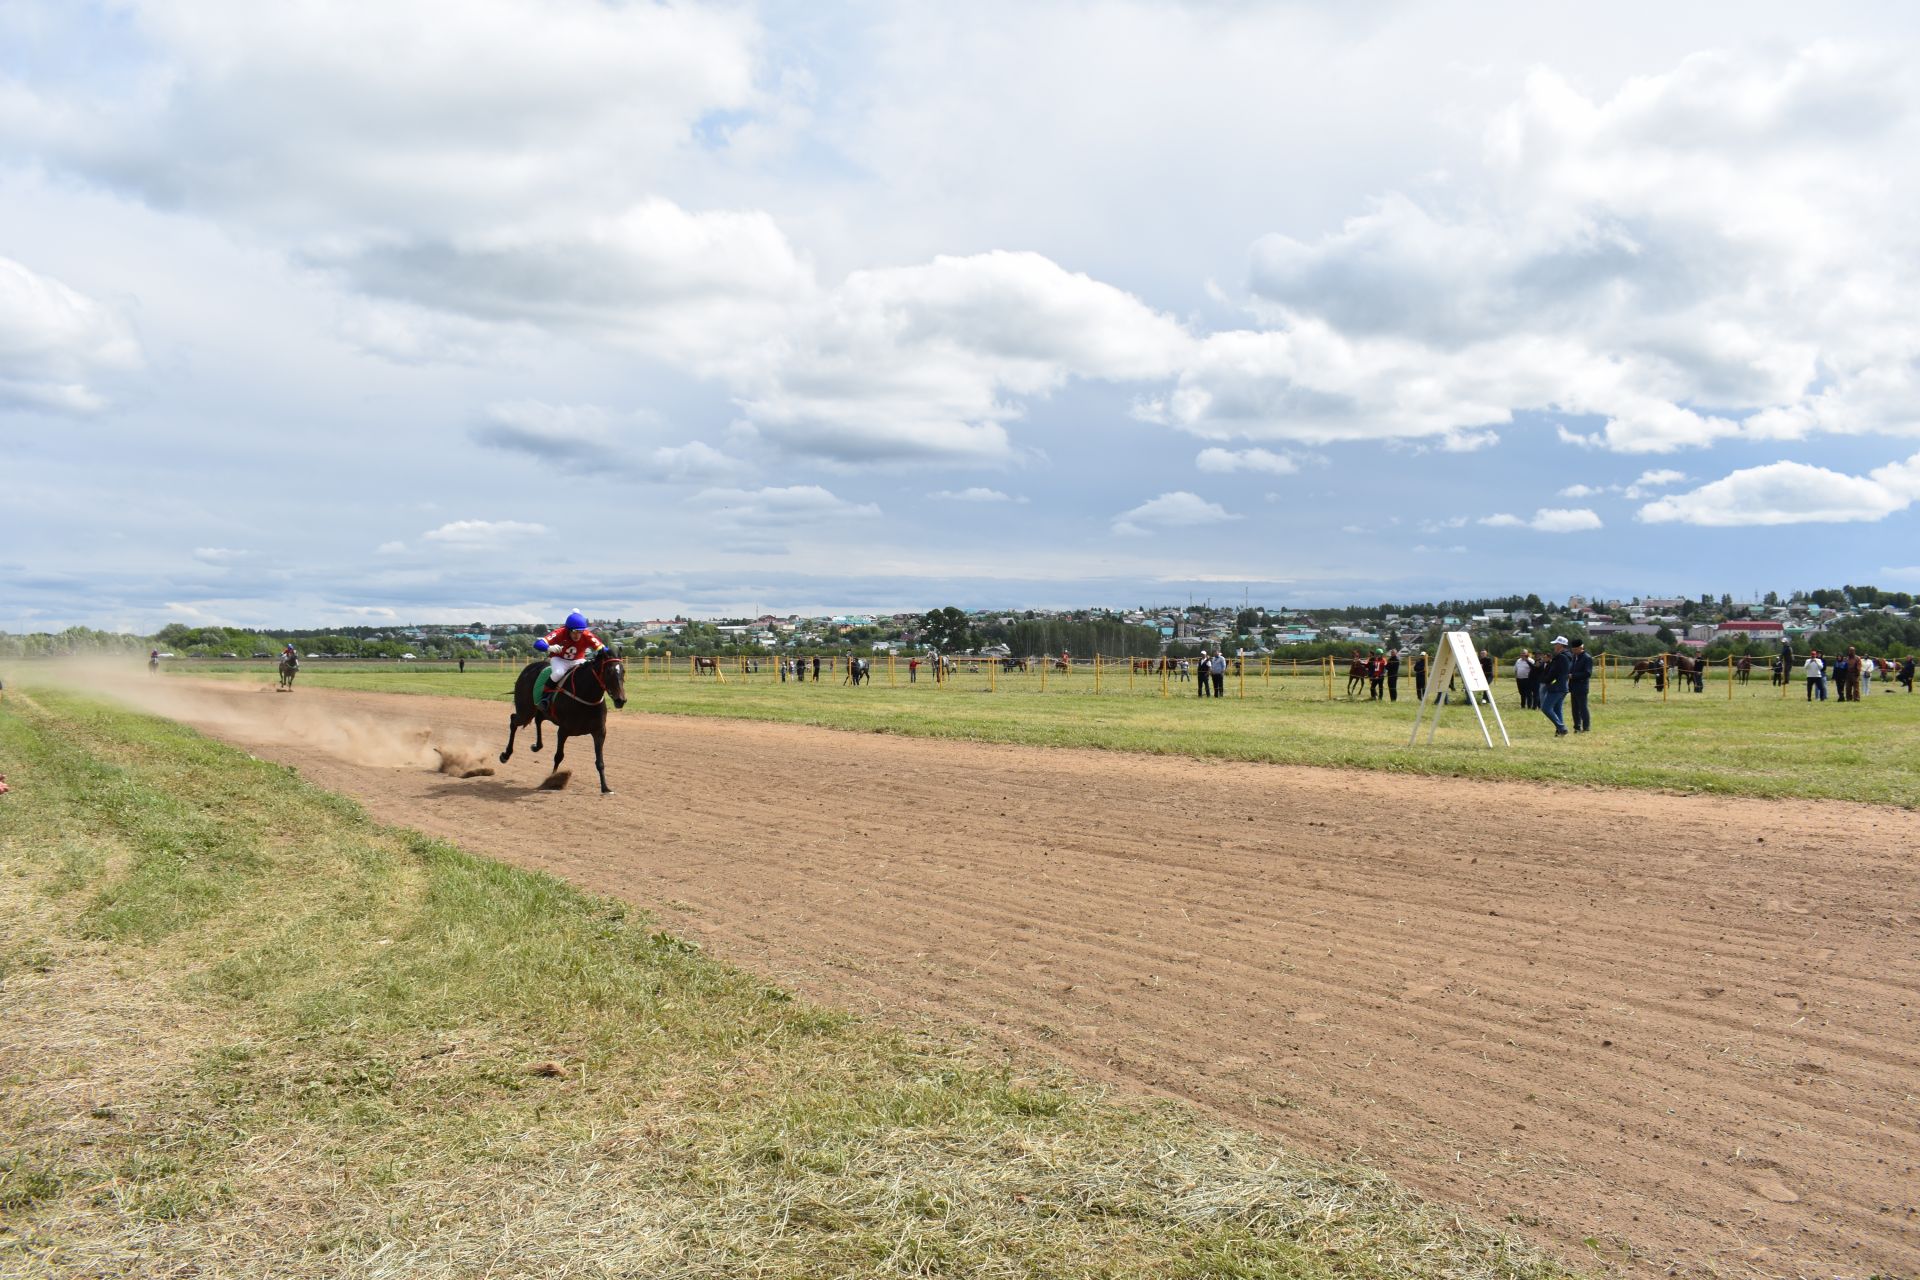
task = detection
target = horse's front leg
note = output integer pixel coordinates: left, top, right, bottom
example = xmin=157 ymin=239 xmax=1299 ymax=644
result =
xmin=592 ymin=728 xmax=611 ymax=794
xmin=550 ymin=729 xmax=567 ymax=775
xmin=500 ymin=712 xmax=520 ymax=764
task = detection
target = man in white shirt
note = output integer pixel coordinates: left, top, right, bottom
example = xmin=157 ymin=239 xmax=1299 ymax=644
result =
xmin=1513 ymin=652 xmax=1533 ymax=709
xmin=1804 ymin=651 xmax=1826 ymax=702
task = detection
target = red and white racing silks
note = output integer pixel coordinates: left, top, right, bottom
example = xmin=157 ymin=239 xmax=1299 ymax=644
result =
xmin=542 ymin=626 xmax=604 ymax=661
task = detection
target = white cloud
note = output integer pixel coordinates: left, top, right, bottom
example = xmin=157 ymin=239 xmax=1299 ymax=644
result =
xmin=651 ymin=440 xmax=746 ymax=483
xmin=1639 ymin=452 xmax=1920 ymax=525
xmin=1558 ymin=483 xmax=1606 ymax=498
xmin=928 ymin=487 xmax=1022 ymax=503
xmin=421 ymin=519 xmax=549 ymax=549
xmin=1481 ymin=508 xmax=1603 ymax=532
xmin=1621 ymin=468 xmax=1689 ymax=498
xmin=0 ymin=255 xmax=142 ymax=413
xmin=375 ymin=541 xmax=408 ymax=555
xmin=739 ymin=251 xmax=1191 ymax=464
xmin=1171 ymin=44 xmax=1920 ymax=455
xmin=191 ymin=547 xmax=247 ymax=564
xmin=1112 ymin=491 xmax=1240 ymax=536
xmin=6 ymin=0 xmax=762 ymax=237
xmin=690 ymin=485 xmax=881 ymax=529
xmin=1194 ymin=447 xmax=1299 ymax=475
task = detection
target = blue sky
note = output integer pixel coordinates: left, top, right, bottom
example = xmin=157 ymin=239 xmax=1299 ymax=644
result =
xmin=5 ymin=1 xmax=1920 ymax=631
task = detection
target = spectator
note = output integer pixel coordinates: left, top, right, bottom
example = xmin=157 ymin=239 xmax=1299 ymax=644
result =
xmin=1899 ymin=654 xmax=1915 ymax=693
xmin=1778 ymin=639 xmax=1794 ymax=686
xmin=812 ymin=655 xmax=822 ymax=682
xmin=1478 ymin=648 xmax=1495 ymax=705
xmin=908 ymin=657 xmax=919 ymax=683
xmin=1196 ymin=650 xmax=1211 ymax=698
xmin=1211 ymin=649 xmax=1227 ymax=698
xmin=1805 ymin=650 xmax=1826 ymax=701
xmin=1568 ymin=638 xmax=1594 ymax=733
xmin=1513 ymin=650 xmax=1533 ymax=709
xmin=458 ymin=657 xmax=466 ymax=674
xmin=1368 ymin=649 xmax=1386 ymax=701
xmin=1539 ymin=636 xmax=1572 ymax=737
xmin=1412 ymin=650 xmax=1429 ymax=702
xmin=1859 ymin=650 xmax=1874 ymax=698
xmin=1385 ymin=648 xmax=1401 ymax=702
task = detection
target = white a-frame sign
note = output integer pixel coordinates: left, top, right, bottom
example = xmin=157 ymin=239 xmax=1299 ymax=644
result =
xmin=1408 ymin=631 xmax=1511 ymax=748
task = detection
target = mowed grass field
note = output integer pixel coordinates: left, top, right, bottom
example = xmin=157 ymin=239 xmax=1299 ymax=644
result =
xmin=0 ymin=688 xmax=1572 ymax=1278
xmin=155 ymin=657 xmax=1920 ymax=806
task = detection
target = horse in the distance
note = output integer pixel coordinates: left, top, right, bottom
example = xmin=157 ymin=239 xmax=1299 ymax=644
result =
xmin=277 ymin=655 xmax=298 ymax=691
xmin=694 ymin=656 xmax=719 ymax=676
xmin=1345 ymin=654 xmax=1368 ymax=698
xmin=499 ymin=650 xmax=628 ymax=794
xmin=1736 ymin=656 xmax=1753 ymax=684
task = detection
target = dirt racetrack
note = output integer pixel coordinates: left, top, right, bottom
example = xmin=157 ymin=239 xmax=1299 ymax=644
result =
xmin=143 ymin=682 xmax=1918 ymax=1278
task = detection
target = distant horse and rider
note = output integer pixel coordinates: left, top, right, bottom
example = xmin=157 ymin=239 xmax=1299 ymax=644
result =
xmin=277 ymin=654 xmax=298 ymax=691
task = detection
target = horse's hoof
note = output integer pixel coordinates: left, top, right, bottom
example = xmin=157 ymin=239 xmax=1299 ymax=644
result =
xmin=497 ymin=752 xmax=510 ymax=764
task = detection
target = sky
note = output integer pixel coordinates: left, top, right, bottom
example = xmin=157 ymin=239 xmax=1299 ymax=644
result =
xmin=6 ymin=0 xmax=1920 ymax=631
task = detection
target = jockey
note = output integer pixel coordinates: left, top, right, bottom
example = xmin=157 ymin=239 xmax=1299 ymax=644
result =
xmin=281 ymin=643 xmax=297 ymax=663
xmin=535 ymin=611 xmax=605 ymax=709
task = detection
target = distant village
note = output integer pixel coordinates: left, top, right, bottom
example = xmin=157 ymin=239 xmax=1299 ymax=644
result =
xmin=10 ymin=587 xmax=1917 ymax=662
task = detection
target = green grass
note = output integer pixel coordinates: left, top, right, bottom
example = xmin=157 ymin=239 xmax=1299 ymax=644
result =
xmin=155 ymin=657 xmax=1920 ymax=807
xmin=0 ymin=689 xmax=1573 ymax=1278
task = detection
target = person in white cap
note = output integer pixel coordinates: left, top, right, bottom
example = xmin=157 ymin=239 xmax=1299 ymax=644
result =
xmin=1539 ymin=636 xmax=1573 ymax=736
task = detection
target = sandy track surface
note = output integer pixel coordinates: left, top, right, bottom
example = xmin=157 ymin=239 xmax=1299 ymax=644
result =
xmin=145 ymin=682 xmax=1918 ymax=1277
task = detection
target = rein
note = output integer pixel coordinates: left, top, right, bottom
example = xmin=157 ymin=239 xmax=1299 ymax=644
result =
xmin=552 ymin=656 xmax=623 ymax=710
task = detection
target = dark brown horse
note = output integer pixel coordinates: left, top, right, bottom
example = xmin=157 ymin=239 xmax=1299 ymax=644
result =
xmin=1736 ymin=655 xmax=1753 ymax=684
xmin=278 ymin=656 xmax=298 ymax=690
xmin=693 ymin=656 xmax=719 ymax=675
xmin=1345 ymin=655 xmax=1368 ymax=698
xmin=499 ymin=651 xmax=628 ymax=793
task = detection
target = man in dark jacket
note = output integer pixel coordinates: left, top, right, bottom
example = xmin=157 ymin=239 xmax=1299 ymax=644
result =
xmin=1568 ymin=638 xmax=1594 ymax=732
xmin=1539 ymin=636 xmax=1572 ymax=736
xmin=1385 ymin=649 xmax=1401 ymax=702
xmin=1412 ymin=650 xmax=1428 ymax=702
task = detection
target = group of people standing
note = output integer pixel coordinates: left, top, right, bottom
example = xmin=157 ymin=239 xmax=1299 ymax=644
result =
xmin=1803 ymin=646 xmax=1915 ymax=700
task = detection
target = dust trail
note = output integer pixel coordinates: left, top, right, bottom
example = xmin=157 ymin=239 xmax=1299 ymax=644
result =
xmin=67 ymin=664 xmax=500 ymax=778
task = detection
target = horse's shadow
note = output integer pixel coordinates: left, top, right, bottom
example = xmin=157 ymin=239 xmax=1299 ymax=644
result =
xmin=420 ymin=774 xmax=581 ymax=803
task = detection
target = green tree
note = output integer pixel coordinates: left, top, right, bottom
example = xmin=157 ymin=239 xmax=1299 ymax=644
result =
xmin=921 ymin=606 xmax=976 ymax=651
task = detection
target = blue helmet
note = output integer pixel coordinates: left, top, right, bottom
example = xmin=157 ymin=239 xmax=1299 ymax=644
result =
xmin=565 ymin=610 xmax=588 ymax=631
xmin=534 ymin=638 xmax=550 ymax=652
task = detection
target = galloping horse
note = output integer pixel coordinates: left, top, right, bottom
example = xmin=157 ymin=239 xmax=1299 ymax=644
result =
xmin=1345 ymin=654 xmax=1368 ymax=698
xmin=499 ymin=649 xmax=628 ymax=793
xmin=277 ymin=655 xmax=298 ymax=691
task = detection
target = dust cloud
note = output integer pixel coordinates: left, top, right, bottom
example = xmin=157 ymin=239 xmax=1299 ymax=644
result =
xmin=72 ymin=664 xmax=500 ymax=779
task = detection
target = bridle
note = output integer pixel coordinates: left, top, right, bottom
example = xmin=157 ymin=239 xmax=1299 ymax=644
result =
xmin=553 ymin=654 xmax=625 ymax=709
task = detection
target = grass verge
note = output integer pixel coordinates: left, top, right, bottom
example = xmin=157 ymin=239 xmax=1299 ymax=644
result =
xmin=0 ymin=689 xmax=1573 ymax=1278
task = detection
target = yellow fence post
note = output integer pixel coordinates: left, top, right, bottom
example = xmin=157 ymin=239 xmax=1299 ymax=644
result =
xmin=1129 ymin=655 xmax=1135 ymax=694
xmin=1263 ymin=655 xmax=1270 ymax=691
xmin=990 ymin=655 xmax=997 ymax=693
xmin=1238 ymin=656 xmax=1245 ymax=699
xmin=1161 ymin=658 xmax=1169 ymax=698
xmin=1094 ymin=653 xmax=1103 ymax=695
xmin=1039 ymin=657 xmax=1047 ymax=693
xmin=1324 ymin=655 xmax=1333 ymax=700
xmin=1599 ymin=652 xmax=1607 ymax=704
xmin=1661 ymin=655 xmax=1669 ymax=704
xmin=1727 ymin=655 xmax=1734 ymax=701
